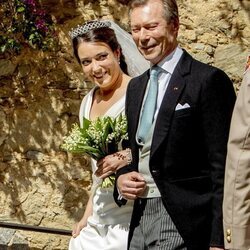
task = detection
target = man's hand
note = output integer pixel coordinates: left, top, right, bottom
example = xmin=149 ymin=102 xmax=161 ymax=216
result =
xmin=117 ymin=171 xmax=146 ymax=200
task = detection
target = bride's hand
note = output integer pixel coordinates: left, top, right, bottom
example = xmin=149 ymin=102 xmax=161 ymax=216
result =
xmin=95 ymin=149 xmax=132 ymax=179
xmin=72 ymin=220 xmax=86 ymax=238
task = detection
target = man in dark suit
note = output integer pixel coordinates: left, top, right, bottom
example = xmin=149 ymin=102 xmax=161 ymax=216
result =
xmin=115 ymin=0 xmax=236 ymax=249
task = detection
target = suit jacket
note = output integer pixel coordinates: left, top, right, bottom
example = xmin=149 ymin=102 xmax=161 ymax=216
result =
xmin=115 ymin=50 xmax=236 ymax=249
xmin=223 ymin=67 xmax=250 ymax=250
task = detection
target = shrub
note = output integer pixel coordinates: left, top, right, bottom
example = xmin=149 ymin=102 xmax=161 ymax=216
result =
xmin=0 ymin=0 xmax=58 ymax=54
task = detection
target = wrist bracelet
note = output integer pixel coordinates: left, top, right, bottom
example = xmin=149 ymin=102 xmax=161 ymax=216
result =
xmin=126 ymin=148 xmax=132 ymax=165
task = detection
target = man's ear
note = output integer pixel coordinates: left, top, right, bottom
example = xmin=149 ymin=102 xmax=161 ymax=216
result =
xmin=172 ymin=18 xmax=179 ymax=35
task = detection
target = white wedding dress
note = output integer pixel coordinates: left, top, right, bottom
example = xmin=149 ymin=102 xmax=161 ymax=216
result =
xmin=69 ymin=87 xmax=134 ymax=250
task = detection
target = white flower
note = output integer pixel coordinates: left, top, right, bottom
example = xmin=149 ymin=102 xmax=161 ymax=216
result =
xmin=61 ymin=114 xmax=128 ymax=188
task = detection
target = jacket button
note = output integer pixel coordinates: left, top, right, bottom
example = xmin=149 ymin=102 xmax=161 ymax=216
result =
xmin=226 ymin=229 xmax=231 ymax=236
xmin=226 ymin=235 xmax=231 ymax=243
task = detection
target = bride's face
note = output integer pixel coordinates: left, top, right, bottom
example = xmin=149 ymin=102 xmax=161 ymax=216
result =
xmin=77 ymin=41 xmax=121 ymax=90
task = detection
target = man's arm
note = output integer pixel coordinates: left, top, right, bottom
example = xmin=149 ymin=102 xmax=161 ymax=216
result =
xmin=200 ymin=68 xmax=236 ymax=247
xmin=223 ymin=69 xmax=250 ymax=249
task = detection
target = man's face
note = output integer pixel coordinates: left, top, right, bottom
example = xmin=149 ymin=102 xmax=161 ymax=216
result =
xmin=130 ymin=0 xmax=179 ymax=64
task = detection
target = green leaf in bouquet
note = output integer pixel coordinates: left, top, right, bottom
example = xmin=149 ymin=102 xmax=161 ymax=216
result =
xmin=101 ymin=119 xmax=113 ymax=152
xmin=79 ymin=145 xmax=104 ymax=159
xmin=109 ymin=116 xmax=116 ymax=131
xmin=101 ymin=174 xmax=116 ymax=188
xmin=117 ymin=113 xmax=122 ymax=123
xmin=82 ymin=117 xmax=91 ymax=130
xmin=93 ymin=117 xmax=100 ymax=131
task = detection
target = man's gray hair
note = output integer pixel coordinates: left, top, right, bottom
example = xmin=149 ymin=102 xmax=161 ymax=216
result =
xmin=129 ymin=0 xmax=179 ymax=23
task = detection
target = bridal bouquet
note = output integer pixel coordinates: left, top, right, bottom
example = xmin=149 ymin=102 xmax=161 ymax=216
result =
xmin=61 ymin=114 xmax=128 ymax=188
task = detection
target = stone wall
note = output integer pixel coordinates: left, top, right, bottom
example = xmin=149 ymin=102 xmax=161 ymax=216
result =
xmin=0 ymin=0 xmax=249 ymax=249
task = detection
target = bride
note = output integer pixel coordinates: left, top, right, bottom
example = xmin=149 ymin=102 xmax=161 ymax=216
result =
xmin=68 ymin=20 xmax=148 ymax=250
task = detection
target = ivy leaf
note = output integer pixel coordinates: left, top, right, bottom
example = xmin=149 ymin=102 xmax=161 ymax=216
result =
xmin=29 ymin=33 xmax=35 ymax=40
xmin=16 ymin=7 xmax=25 ymax=13
xmin=0 ymin=45 xmax=6 ymax=53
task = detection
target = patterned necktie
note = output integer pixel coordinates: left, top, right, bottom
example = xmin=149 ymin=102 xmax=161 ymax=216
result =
xmin=137 ymin=66 xmax=161 ymax=143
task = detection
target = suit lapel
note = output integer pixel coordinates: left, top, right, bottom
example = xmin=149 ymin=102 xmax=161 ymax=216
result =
xmin=151 ymin=51 xmax=192 ymax=157
xmin=128 ymin=71 xmax=150 ymax=138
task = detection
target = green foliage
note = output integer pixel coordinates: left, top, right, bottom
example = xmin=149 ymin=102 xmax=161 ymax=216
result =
xmin=0 ymin=0 xmax=58 ymax=54
xmin=61 ymin=114 xmax=128 ymax=160
xmin=61 ymin=114 xmax=128 ymax=188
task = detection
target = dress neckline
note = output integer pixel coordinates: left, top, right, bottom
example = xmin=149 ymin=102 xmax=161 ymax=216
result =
xmin=85 ymin=87 xmax=125 ymax=120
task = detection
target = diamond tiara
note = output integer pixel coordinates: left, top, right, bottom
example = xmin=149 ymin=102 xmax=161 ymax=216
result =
xmin=69 ymin=20 xmax=111 ymax=40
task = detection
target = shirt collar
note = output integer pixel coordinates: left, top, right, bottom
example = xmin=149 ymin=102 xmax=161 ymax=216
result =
xmin=151 ymin=46 xmax=183 ymax=74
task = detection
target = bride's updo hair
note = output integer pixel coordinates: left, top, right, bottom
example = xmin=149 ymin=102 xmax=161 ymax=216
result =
xmin=72 ymin=21 xmax=128 ymax=75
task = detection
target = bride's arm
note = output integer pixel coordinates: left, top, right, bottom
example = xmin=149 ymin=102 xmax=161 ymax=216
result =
xmin=71 ymin=192 xmax=93 ymax=238
xmin=95 ymin=148 xmax=132 ymax=179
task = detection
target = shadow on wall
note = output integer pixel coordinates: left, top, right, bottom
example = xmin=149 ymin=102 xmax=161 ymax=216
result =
xmin=219 ymin=0 xmax=250 ymax=44
xmin=0 ymin=46 xmax=91 ymax=226
xmin=0 ymin=244 xmax=29 ymax=250
xmin=0 ymin=0 xmax=133 ymax=231
xmin=39 ymin=0 xmax=130 ymax=26
xmin=239 ymin=0 xmax=250 ymax=19
xmin=0 ymin=0 xmax=159 ymax=232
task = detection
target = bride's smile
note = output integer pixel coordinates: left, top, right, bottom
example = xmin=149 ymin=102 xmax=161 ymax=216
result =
xmin=77 ymin=41 xmax=122 ymax=90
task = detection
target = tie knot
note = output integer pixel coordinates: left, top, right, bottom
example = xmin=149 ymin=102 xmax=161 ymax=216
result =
xmin=150 ymin=66 xmax=161 ymax=77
